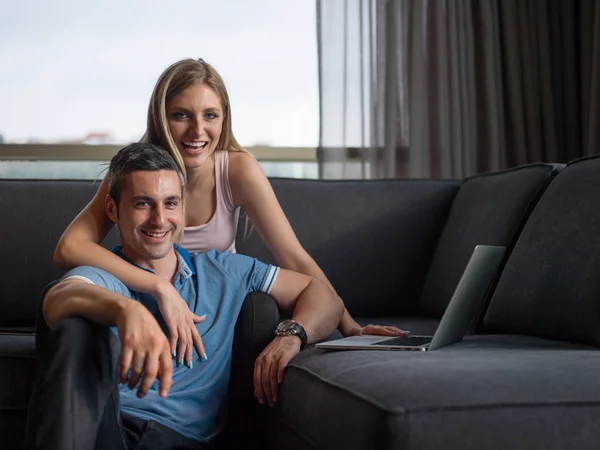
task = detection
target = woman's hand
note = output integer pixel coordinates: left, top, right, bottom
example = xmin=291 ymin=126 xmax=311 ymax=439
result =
xmin=341 ymin=310 xmax=409 ymax=337
xmin=349 ymin=324 xmax=410 ymax=337
xmin=155 ymin=280 xmax=207 ymax=367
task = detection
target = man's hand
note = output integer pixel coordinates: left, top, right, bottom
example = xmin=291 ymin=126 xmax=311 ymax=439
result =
xmin=253 ymin=335 xmax=301 ymax=407
xmin=116 ymin=301 xmax=173 ymax=398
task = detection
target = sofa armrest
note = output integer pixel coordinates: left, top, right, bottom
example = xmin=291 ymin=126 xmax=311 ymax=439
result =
xmin=229 ymin=292 xmax=281 ymax=402
xmin=219 ymin=293 xmax=280 ymax=448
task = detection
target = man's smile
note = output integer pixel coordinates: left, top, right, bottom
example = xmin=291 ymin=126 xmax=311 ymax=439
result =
xmin=140 ymin=229 xmax=171 ymax=242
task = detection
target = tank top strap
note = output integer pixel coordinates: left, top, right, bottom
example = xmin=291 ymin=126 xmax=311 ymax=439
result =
xmin=214 ymin=150 xmax=237 ymax=212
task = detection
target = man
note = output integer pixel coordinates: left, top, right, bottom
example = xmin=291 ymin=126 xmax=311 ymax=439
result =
xmin=25 ymin=143 xmax=344 ymax=450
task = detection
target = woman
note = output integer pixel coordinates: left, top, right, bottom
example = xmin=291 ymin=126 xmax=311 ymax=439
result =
xmin=54 ymin=58 xmax=404 ymax=369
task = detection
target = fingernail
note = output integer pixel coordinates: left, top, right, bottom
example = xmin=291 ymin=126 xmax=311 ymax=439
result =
xmin=173 ymin=351 xmax=176 ymax=358
xmin=393 ymin=332 xmax=399 ymax=336
xmin=190 ymin=361 xmax=193 ymax=369
xmin=203 ymin=352 xmax=209 ymax=361
xmin=405 ymin=331 xmax=412 ymax=335
xmin=179 ymin=359 xmax=183 ymax=366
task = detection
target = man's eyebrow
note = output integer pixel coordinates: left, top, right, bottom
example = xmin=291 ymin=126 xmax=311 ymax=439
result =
xmin=131 ymin=195 xmax=181 ymax=202
xmin=131 ymin=195 xmax=155 ymax=202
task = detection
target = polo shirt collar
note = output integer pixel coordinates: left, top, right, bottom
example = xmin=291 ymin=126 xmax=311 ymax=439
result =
xmin=111 ymin=243 xmax=196 ymax=279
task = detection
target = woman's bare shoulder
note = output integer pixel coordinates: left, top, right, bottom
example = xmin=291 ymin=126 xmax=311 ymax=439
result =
xmin=227 ymin=150 xmax=263 ymax=182
xmin=226 ymin=150 xmax=272 ymax=207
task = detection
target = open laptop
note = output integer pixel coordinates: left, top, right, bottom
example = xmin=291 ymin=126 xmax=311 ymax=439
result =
xmin=316 ymin=245 xmax=505 ymax=352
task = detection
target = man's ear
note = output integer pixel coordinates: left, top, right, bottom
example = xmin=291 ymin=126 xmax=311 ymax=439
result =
xmin=105 ymin=195 xmax=118 ymax=223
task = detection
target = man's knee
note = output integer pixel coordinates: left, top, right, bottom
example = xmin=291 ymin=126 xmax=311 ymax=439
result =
xmin=26 ymin=319 xmax=123 ymax=450
xmin=42 ymin=317 xmax=120 ymax=370
xmin=55 ymin=316 xmax=110 ymax=340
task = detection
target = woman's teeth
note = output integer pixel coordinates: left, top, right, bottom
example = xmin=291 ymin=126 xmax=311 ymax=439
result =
xmin=182 ymin=142 xmax=207 ymax=150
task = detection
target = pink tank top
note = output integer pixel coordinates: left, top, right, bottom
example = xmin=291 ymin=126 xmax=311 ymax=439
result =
xmin=180 ymin=151 xmax=240 ymax=254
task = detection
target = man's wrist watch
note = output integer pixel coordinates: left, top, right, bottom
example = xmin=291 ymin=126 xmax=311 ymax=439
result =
xmin=275 ymin=320 xmax=308 ymax=350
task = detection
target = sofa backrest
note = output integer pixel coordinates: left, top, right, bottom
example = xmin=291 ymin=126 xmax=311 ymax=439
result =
xmin=483 ymin=155 xmax=600 ymax=346
xmin=0 ymin=176 xmax=458 ymax=328
xmin=418 ymin=164 xmax=562 ymax=319
xmin=0 ymin=180 xmax=119 ymax=329
xmin=237 ymin=178 xmax=461 ymax=317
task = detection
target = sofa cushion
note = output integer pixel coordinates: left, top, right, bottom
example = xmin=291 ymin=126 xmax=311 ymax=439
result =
xmin=0 ymin=334 xmax=36 ymax=450
xmin=237 ymin=178 xmax=461 ymax=317
xmin=0 ymin=180 xmax=119 ymax=328
xmin=484 ymin=156 xmax=600 ymax=346
xmin=274 ymin=335 xmax=600 ymax=450
xmin=418 ymin=164 xmax=561 ymax=318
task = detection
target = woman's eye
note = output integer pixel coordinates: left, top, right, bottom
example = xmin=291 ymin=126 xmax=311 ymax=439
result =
xmin=205 ymin=112 xmax=218 ymax=120
xmin=166 ymin=201 xmax=178 ymax=208
xmin=172 ymin=111 xmax=189 ymax=119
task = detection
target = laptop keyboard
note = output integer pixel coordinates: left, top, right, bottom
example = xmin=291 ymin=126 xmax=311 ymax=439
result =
xmin=373 ymin=335 xmax=432 ymax=347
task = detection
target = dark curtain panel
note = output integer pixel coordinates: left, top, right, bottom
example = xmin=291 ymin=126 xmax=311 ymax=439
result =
xmin=499 ymin=0 xmax=600 ymax=166
xmin=317 ymin=0 xmax=600 ymax=179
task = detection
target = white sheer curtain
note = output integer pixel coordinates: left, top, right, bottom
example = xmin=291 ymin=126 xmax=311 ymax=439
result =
xmin=317 ymin=0 xmax=600 ymax=179
xmin=317 ymin=0 xmax=376 ymax=179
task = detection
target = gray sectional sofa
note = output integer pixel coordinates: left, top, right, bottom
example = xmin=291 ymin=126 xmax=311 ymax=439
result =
xmin=2 ymin=155 xmax=600 ymax=450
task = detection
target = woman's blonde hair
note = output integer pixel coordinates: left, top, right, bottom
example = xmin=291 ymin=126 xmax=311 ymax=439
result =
xmin=142 ymin=58 xmax=245 ymax=178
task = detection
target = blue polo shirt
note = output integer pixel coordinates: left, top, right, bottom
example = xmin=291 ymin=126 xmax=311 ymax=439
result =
xmin=61 ymin=245 xmax=279 ymax=444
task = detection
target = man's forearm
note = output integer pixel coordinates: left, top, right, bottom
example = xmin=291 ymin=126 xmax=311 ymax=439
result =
xmin=43 ymin=281 xmax=130 ymax=329
xmin=290 ymin=279 xmax=344 ymax=343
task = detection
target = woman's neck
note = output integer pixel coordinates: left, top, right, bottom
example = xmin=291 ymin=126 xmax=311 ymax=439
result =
xmin=185 ymin=154 xmax=216 ymax=193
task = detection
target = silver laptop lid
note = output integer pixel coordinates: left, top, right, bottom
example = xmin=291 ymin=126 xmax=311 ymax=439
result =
xmin=428 ymin=245 xmax=505 ymax=350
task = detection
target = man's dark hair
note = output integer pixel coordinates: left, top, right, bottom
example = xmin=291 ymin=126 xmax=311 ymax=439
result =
xmin=108 ymin=142 xmax=185 ymax=207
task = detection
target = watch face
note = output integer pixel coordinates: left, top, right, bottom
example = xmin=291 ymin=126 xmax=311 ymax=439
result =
xmin=277 ymin=320 xmax=296 ymax=333
xmin=276 ymin=320 xmax=307 ymax=349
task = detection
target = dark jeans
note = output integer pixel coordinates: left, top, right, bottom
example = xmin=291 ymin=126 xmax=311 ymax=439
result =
xmin=24 ymin=315 xmax=213 ymax=450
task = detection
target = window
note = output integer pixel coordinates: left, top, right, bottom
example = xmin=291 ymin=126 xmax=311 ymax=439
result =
xmin=0 ymin=0 xmax=318 ymax=178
